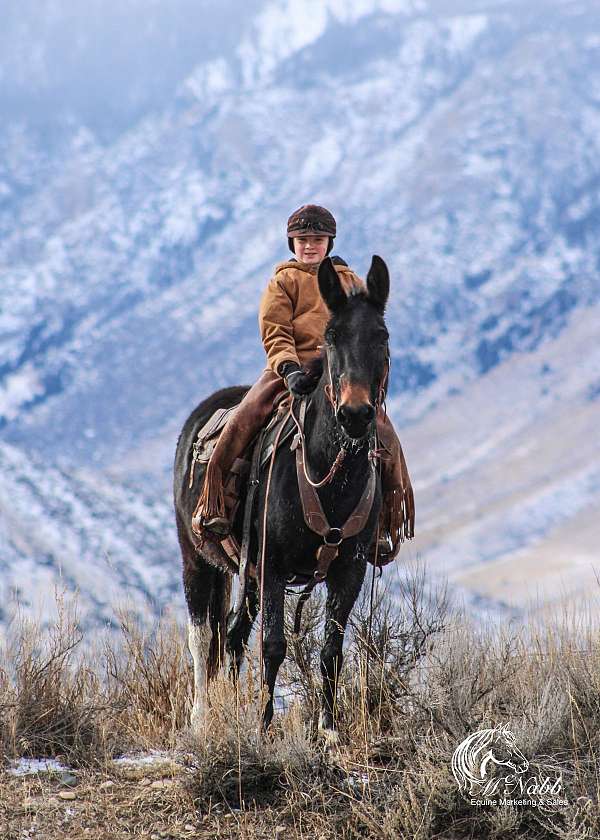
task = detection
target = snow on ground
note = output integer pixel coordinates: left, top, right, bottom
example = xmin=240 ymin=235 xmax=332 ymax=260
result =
xmin=112 ymin=750 xmax=175 ymax=768
xmin=7 ymin=758 xmax=69 ymax=777
xmin=6 ymin=751 xmax=179 ymax=777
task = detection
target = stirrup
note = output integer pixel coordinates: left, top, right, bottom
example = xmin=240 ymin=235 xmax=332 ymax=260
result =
xmin=369 ymin=532 xmax=395 ymax=565
xmin=197 ymin=514 xmax=231 ymax=537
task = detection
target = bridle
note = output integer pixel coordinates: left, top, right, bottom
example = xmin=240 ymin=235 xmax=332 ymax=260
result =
xmin=290 ymin=343 xmax=391 ymax=490
xmin=281 ymin=346 xmax=390 ymax=639
xmin=259 ymin=345 xmax=391 ymax=685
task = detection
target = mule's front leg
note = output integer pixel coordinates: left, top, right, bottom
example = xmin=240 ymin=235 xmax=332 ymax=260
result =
xmin=261 ymin=572 xmax=286 ymax=729
xmin=320 ymin=553 xmax=366 ymax=733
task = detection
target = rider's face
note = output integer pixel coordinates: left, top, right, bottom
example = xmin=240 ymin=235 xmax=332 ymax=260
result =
xmin=293 ymin=235 xmax=329 ymax=265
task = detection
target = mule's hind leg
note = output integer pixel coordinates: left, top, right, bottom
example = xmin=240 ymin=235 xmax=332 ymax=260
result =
xmin=188 ymin=618 xmax=212 ymax=729
xmin=178 ymin=514 xmax=218 ymax=729
xmin=226 ymin=578 xmax=259 ymax=678
xmin=320 ymin=549 xmax=367 ymax=734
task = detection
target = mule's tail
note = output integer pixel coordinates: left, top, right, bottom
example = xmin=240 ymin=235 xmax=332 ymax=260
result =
xmin=207 ymin=569 xmax=231 ymax=679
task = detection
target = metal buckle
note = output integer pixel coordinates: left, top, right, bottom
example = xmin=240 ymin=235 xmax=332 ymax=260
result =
xmin=324 ymin=527 xmax=343 ymax=546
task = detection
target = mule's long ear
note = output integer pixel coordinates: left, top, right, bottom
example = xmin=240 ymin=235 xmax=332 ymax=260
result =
xmin=318 ymin=257 xmax=347 ymax=313
xmin=366 ymin=255 xmax=390 ymax=311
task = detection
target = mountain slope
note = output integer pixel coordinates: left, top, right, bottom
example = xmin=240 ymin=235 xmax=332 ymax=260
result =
xmin=0 ymin=0 xmax=599 ymax=627
xmin=0 ymin=441 xmax=181 ymax=630
xmin=402 ymin=302 xmax=600 ymax=617
xmin=2 ymin=1 xmax=599 ymax=463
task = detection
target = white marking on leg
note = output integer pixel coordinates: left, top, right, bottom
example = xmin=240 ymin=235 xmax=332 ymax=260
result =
xmin=318 ymin=711 xmax=340 ymax=748
xmin=188 ymin=620 xmax=212 ymax=729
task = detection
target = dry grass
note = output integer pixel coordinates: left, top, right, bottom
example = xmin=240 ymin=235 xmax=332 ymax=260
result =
xmin=2 ymin=572 xmax=600 ymax=839
xmin=0 ymin=598 xmax=191 ymax=767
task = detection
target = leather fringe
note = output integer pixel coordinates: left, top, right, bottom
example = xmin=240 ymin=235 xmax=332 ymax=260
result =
xmin=193 ymin=461 xmax=226 ymax=523
xmin=381 ymin=483 xmax=415 ymax=561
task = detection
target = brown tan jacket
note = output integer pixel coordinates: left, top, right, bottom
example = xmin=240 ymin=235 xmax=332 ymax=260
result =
xmin=258 ymin=259 xmax=364 ymax=375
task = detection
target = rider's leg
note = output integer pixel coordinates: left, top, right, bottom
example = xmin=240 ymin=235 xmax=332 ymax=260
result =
xmin=192 ymin=369 xmax=286 ymax=536
xmin=374 ymin=410 xmax=415 ymax=559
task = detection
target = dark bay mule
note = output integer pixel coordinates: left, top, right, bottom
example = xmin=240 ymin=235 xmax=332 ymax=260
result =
xmin=173 ymin=256 xmax=391 ymax=732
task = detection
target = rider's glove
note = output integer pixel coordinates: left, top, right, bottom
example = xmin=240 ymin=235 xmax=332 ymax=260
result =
xmin=279 ymin=361 xmax=315 ymax=397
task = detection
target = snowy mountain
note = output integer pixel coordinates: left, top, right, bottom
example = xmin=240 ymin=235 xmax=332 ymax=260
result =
xmin=1 ymin=0 xmax=599 ymax=628
xmin=0 ymin=440 xmax=180 ymax=631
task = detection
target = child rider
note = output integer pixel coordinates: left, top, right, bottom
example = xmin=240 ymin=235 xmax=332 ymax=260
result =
xmin=192 ymin=204 xmax=415 ymax=561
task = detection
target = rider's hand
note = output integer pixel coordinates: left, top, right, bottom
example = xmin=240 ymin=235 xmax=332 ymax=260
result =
xmin=280 ymin=362 xmax=315 ymax=397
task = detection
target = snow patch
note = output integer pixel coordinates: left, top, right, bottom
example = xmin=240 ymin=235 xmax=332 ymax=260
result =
xmin=8 ymin=758 xmax=69 ymax=777
xmin=113 ymin=749 xmax=173 ymax=768
xmin=183 ymin=58 xmax=234 ymax=102
xmin=445 ymin=14 xmax=488 ymax=53
xmin=301 ymin=135 xmax=342 ymax=181
xmin=237 ymin=0 xmax=424 ymax=84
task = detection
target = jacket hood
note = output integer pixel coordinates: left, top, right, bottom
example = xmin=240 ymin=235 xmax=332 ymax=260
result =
xmin=274 ymin=258 xmax=365 ymax=295
xmin=275 ymin=255 xmax=350 ymax=275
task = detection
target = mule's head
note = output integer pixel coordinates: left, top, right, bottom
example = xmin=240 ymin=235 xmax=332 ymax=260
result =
xmin=318 ymin=255 xmax=390 ymax=440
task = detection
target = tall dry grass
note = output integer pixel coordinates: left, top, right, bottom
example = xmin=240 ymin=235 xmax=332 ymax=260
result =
xmin=1 ymin=571 xmax=600 ymax=838
xmin=0 ymin=596 xmax=192 ymax=767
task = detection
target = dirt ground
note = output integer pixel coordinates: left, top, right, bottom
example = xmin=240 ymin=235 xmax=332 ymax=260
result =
xmin=0 ymin=760 xmax=294 ymax=840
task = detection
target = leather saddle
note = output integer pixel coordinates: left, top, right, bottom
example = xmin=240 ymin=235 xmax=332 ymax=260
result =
xmin=189 ymin=396 xmax=296 ymax=553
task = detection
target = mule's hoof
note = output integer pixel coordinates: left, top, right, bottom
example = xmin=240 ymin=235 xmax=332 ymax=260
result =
xmin=190 ymin=702 xmax=207 ymax=731
xmin=318 ymin=718 xmax=340 ymax=750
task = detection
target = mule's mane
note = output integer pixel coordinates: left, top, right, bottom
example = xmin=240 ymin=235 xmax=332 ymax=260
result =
xmin=339 ymin=273 xmax=367 ymax=297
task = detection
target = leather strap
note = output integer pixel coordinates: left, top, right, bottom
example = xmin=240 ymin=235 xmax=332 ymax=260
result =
xmin=294 ymin=398 xmax=376 ymax=546
xmin=233 ymin=425 xmax=266 ymax=614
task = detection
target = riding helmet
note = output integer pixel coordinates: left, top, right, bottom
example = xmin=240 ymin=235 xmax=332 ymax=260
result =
xmin=287 ymin=204 xmax=336 ymax=254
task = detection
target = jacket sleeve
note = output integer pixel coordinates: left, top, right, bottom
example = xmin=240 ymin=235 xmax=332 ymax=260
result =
xmin=258 ymin=275 xmax=299 ymax=374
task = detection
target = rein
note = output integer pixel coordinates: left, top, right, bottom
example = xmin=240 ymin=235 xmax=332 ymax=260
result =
xmin=289 ymin=397 xmax=377 ymax=635
xmin=289 ymin=399 xmax=347 ymax=488
xmin=295 ymin=346 xmax=390 ymax=489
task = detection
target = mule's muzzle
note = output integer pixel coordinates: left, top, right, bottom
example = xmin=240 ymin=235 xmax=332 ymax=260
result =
xmin=336 ymin=402 xmax=375 ymax=439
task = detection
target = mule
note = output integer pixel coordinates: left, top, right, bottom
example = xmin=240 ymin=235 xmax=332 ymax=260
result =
xmin=173 ymin=255 xmax=391 ymax=732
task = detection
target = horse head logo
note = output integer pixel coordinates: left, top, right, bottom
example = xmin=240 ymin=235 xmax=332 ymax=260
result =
xmin=451 ymin=724 xmax=529 ymax=795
